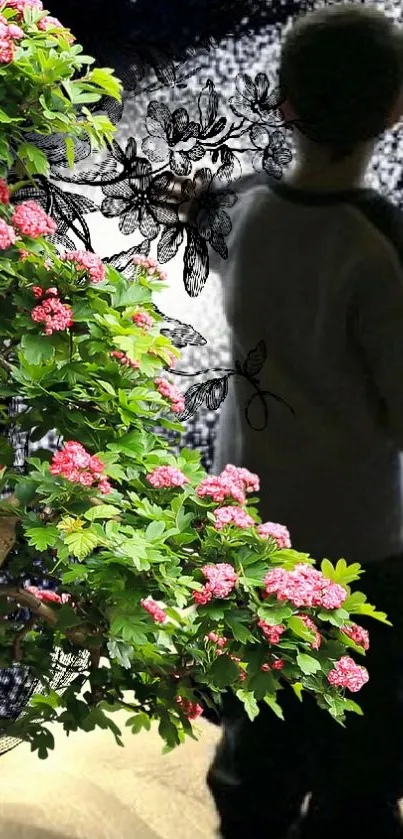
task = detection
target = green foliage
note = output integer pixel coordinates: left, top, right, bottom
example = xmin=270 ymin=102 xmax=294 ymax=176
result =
xmin=0 ymin=3 xmax=389 ymax=760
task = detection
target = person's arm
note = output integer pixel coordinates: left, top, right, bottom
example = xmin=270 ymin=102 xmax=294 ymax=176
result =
xmin=352 ymin=247 xmax=403 ymax=450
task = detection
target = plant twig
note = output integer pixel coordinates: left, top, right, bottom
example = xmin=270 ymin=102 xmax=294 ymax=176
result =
xmin=13 ymin=616 xmax=35 ymax=661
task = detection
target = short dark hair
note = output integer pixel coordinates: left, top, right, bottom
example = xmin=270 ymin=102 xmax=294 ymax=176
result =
xmin=279 ymin=3 xmax=403 ymax=161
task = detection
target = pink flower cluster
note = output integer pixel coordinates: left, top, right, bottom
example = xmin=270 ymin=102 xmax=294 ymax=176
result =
xmin=12 ymin=201 xmax=56 ymax=238
xmin=25 ymin=586 xmax=70 ymax=605
xmin=258 ymin=620 xmax=285 ymax=645
xmin=5 ymin=0 xmax=43 ymax=12
xmin=341 ymin=623 xmax=370 ymax=651
xmin=31 ymin=288 xmax=73 ymax=335
xmin=264 ymin=563 xmax=347 ymax=610
xmin=132 ymin=310 xmax=154 ymax=330
xmin=193 ymin=563 xmax=238 ymax=605
xmin=140 ymin=597 xmax=166 ymax=624
xmin=155 ymin=377 xmax=185 ymax=414
xmin=257 ymin=521 xmax=291 ymax=549
xmin=0 ymin=218 xmax=15 ymax=249
xmin=205 ymin=632 xmax=228 ymax=655
xmin=261 ymin=658 xmax=285 ymax=672
xmin=298 ymin=614 xmax=322 ymax=649
xmin=176 ymin=696 xmax=203 ymax=720
xmin=213 ymin=505 xmax=256 ymax=531
xmin=0 ymin=11 xmax=24 ymax=62
xmin=133 ymin=255 xmax=168 ymax=281
xmin=61 ymin=250 xmax=106 ymax=284
xmin=327 ymin=656 xmax=369 ymax=693
xmin=111 ymin=350 xmax=139 ymax=370
xmin=146 ymin=465 xmax=190 ymax=489
xmin=38 ymin=15 xmax=73 ymax=40
xmin=50 ymin=441 xmax=111 ymax=494
xmin=0 ymin=178 xmax=10 ymax=204
xmin=197 ymin=464 xmax=259 ymax=505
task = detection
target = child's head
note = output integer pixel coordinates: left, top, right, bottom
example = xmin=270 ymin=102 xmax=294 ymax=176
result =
xmin=279 ymin=3 xmax=403 ymax=162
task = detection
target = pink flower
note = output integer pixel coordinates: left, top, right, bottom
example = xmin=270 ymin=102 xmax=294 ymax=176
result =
xmin=196 ymin=465 xmax=260 ymax=505
xmin=222 ymin=464 xmax=260 ymax=493
xmin=25 ymin=586 xmax=63 ymax=604
xmin=141 ymin=597 xmax=166 ymax=624
xmin=271 ymin=658 xmax=285 ymax=670
xmin=341 ymin=623 xmax=370 ymax=651
xmin=212 ymin=506 xmax=256 ymax=531
xmin=89 ymin=456 xmax=105 ymax=474
xmin=0 ymin=218 xmax=16 ymax=249
xmin=166 ymin=351 xmax=177 ymax=368
xmin=19 ymin=249 xmax=30 ymax=260
xmin=61 ymin=250 xmax=105 ymax=284
xmin=12 ymin=201 xmax=56 ymax=238
xmin=327 ymin=656 xmax=369 ymax=693
xmin=50 ymin=441 xmax=109 ymax=493
xmin=258 ymin=620 xmax=285 ymax=645
xmin=297 ymin=614 xmax=322 ymax=649
xmin=194 ymin=563 xmax=238 ymax=604
xmin=133 ymin=255 xmax=167 ymax=281
xmin=155 ymin=377 xmax=185 ymax=414
xmin=98 ymin=478 xmax=112 ymax=495
xmin=0 ymin=36 xmax=13 ymax=62
xmin=145 ymin=465 xmax=190 ymax=489
xmin=111 ymin=350 xmax=139 ymax=369
xmin=257 ymin=521 xmax=291 ymax=549
xmin=5 ymin=0 xmax=43 ymax=11
xmin=32 ymin=286 xmax=43 ymax=299
xmin=132 ymin=310 xmax=154 ymax=330
xmin=7 ymin=23 xmax=24 ymax=38
xmin=31 ymin=296 xmax=73 ymax=335
xmin=264 ymin=563 xmax=347 ymax=610
xmin=0 ymin=178 xmax=10 ymax=204
xmin=205 ymin=632 xmax=228 ymax=649
xmin=176 ymin=697 xmax=203 ymax=720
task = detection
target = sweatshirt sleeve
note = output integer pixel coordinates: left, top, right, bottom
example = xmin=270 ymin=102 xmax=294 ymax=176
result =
xmin=352 ymin=246 xmax=403 ymax=450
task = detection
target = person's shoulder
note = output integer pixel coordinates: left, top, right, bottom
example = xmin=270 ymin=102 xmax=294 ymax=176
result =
xmin=345 ymin=190 xmax=403 ymax=272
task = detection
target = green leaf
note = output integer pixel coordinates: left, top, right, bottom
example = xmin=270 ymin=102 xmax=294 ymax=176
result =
xmin=84 ymin=505 xmax=121 ymax=522
xmin=21 ymin=334 xmax=55 ymax=365
xmin=64 ymin=136 xmax=75 ymax=168
xmin=30 ymin=690 xmax=60 ymax=710
xmin=257 ymin=604 xmax=293 ymax=625
xmin=235 ymin=689 xmax=260 ymax=721
xmin=224 ymin=613 xmax=255 ymax=644
xmin=263 ymin=694 xmax=284 ymax=720
xmin=63 ymin=530 xmax=99 ymax=560
xmin=350 ymin=602 xmax=392 ymax=626
xmin=296 ymin=653 xmax=322 ymax=675
xmin=288 ymin=616 xmax=316 ymax=643
xmin=291 ymin=682 xmax=304 ymax=702
xmin=18 ymin=142 xmax=50 ymax=177
xmin=24 ymin=524 xmax=59 ymax=551
xmin=210 ymin=654 xmax=240 ymax=688
xmin=145 ymin=520 xmax=166 ymax=542
xmin=107 ymin=639 xmax=132 ymax=669
xmin=125 ymin=712 xmax=151 ymax=733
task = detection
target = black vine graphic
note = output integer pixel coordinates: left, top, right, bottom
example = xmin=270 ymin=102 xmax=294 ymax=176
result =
xmin=172 ymin=340 xmax=295 ymax=430
xmin=38 ymin=71 xmax=292 ymax=294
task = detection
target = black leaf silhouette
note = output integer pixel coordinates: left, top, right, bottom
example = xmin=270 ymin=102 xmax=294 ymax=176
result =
xmin=105 ymin=241 xmax=151 ymax=276
xmin=153 ymin=305 xmax=207 ymax=348
xmin=203 ymin=116 xmax=227 ymax=140
xmin=243 ymin=340 xmax=267 ymax=378
xmin=205 ymin=376 xmax=229 ymax=410
xmin=198 ymin=80 xmax=218 ymax=132
xmin=183 ymin=227 xmax=209 ymax=296
xmin=178 ymin=375 xmax=229 ymax=420
xmin=157 ymin=224 xmax=184 ymax=263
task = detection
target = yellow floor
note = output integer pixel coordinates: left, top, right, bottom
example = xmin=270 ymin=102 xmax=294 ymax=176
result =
xmin=0 ymin=713 xmax=221 ymax=839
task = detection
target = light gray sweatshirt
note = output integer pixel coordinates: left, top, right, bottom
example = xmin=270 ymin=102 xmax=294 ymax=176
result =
xmin=214 ymin=178 xmax=403 ymax=565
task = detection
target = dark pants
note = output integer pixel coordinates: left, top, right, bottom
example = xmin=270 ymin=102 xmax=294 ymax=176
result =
xmin=207 ymin=557 xmax=403 ymax=838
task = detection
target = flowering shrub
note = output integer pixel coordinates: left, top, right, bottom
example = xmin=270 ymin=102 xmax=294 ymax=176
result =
xmin=0 ymin=4 xmax=390 ymax=760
